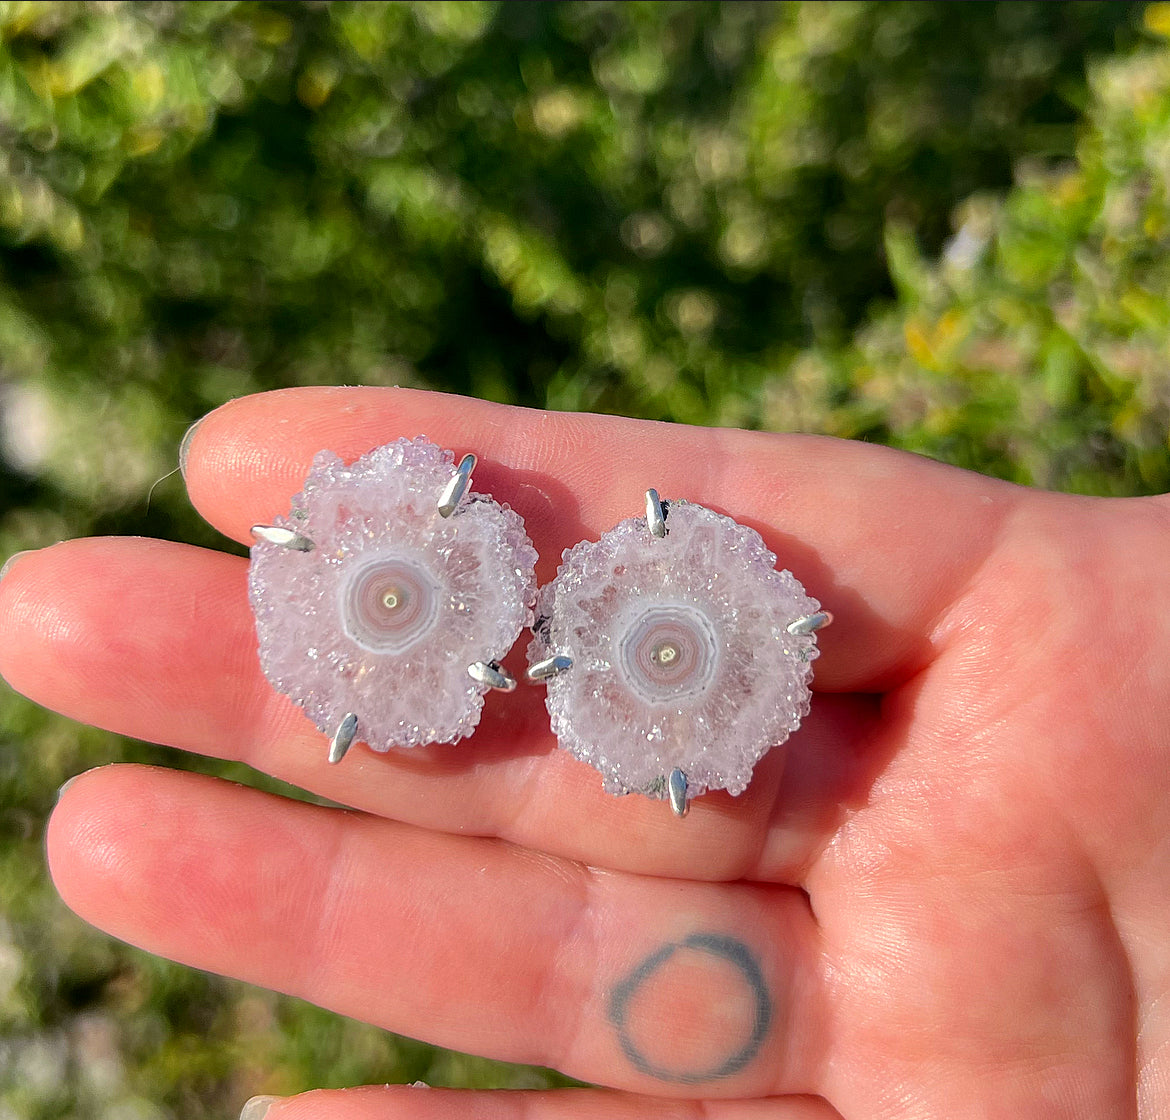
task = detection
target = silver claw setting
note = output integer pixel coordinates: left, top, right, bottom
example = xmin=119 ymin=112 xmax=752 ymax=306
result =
xmin=668 ymin=768 xmax=689 ymax=817
xmin=786 ymin=610 xmax=834 ymax=636
xmin=438 ymin=453 xmax=477 ymax=518
xmin=645 ymin=488 xmax=667 ymax=538
xmin=527 ymin=654 xmax=573 ymax=681
xmin=251 ymin=524 xmax=316 ymax=552
xmin=329 ymin=712 xmax=359 ymax=764
xmin=468 ymin=659 xmax=516 ymax=692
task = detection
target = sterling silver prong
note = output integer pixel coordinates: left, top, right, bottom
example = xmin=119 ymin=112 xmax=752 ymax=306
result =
xmin=329 ymin=712 xmax=359 ymax=765
xmin=527 ymin=654 xmax=573 ymax=682
xmin=646 ymin=488 xmax=667 ymax=538
xmin=438 ymin=453 xmax=477 ymax=518
xmin=251 ymin=524 xmax=316 ymax=552
xmin=468 ymin=659 xmax=516 ymax=692
xmin=668 ymin=768 xmax=689 ymax=818
xmin=786 ymin=611 xmax=834 ymax=636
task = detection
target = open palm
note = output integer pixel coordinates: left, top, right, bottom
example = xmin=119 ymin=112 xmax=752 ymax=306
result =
xmin=2 ymin=388 xmax=1164 ymax=1120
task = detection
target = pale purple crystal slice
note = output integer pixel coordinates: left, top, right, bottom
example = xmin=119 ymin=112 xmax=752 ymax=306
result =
xmin=248 ymin=437 xmax=537 ymax=751
xmin=527 ymin=500 xmax=821 ymax=803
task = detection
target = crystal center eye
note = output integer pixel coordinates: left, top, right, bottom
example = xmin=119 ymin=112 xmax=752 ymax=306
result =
xmin=341 ymin=556 xmax=439 ymax=654
xmin=619 ymin=604 xmax=719 ymax=704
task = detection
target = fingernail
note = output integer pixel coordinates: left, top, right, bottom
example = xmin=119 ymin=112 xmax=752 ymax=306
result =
xmin=239 ymin=1096 xmax=281 ymax=1120
xmin=178 ymin=415 xmax=205 ymax=481
xmin=57 ymin=765 xmax=103 ymax=802
xmin=57 ymin=775 xmax=81 ymax=802
xmin=0 ymin=550 xmax=32 ymax=583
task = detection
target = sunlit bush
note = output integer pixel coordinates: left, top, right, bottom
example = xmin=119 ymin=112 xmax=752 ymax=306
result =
xmin=774 ymin=5 xmax=1170 ymax=496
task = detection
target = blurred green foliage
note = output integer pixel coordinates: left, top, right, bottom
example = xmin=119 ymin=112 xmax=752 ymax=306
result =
xmin=0 ymin=0 xmax=1168 ymax=1115
xmin=783 ymin=23 xmax=1170 ymax=494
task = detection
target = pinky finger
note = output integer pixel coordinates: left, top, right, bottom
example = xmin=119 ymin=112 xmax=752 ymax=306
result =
xmin=248 ymin=1085 xmax=846 ymax=1120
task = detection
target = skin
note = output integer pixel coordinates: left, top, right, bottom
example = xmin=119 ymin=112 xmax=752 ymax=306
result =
xmin=0 ymin=386 xmax=1167 ymax=1119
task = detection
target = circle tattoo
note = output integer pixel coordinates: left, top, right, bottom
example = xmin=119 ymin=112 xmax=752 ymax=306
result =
xmin=607 ymin=932 xmax=773 ymax=1084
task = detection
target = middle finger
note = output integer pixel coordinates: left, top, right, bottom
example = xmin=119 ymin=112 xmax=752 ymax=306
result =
xmin=0 ymin=536 xmax=875 ymax=882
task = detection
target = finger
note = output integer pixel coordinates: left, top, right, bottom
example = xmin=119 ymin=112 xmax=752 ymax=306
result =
xmin=1 ymin=537 xmax=875 ymax=882
xmin=49 ymin=765 xmax=833 ymax=1100
xmin=183 ymin=386 xmax=1021 ymax=692
xmin=253 ymin=1084 xmax=845 ymax=1120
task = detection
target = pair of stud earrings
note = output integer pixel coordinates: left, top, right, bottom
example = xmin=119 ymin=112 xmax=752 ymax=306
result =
xmin=247 ymin=437 xmax=831 ymax=818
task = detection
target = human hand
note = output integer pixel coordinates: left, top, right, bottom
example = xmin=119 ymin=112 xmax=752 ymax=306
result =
xmin=1 ymin=387 xmax=1164 ymax=1119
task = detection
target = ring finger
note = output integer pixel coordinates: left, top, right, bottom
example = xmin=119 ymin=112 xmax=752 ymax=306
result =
xmin=49 ymin=764 xmax=833 ymax=1100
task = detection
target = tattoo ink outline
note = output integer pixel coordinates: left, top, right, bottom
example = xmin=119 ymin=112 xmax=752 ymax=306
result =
xmin=607 ymin=932 xmax=773 ymax=1084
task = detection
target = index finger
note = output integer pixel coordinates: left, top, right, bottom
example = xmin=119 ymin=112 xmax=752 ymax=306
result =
xmin=184 ymin=386 xmax=1018 ymax=693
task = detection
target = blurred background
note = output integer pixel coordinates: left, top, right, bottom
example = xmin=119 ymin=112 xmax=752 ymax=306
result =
xmin=1 ymin=0 xmax=1169 ymax=1114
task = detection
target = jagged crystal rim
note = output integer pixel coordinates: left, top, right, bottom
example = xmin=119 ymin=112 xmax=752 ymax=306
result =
xmin=249 ymin=436 xmax=537 ymax=751
xmin=527 ymin=500 xmax=820 ymax=800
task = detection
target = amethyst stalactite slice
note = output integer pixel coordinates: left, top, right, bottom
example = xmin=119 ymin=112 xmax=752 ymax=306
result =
xmin=527 ymin=495 xmax=827 ymax=813
xmin=248 ymin=437 xmax=537 ymax=757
